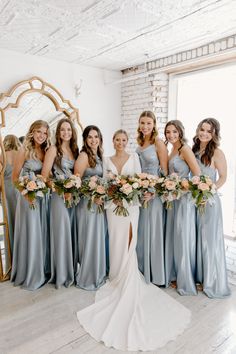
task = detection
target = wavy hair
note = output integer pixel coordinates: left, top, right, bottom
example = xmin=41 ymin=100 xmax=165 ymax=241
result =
xmin=81 ymin=125 xmax=103 ymax=168
xmin=3 ymin=134 xmax=21 ymax=151
xmin=24 ymin=120 xmax=51 ymax=159
xmin=55 ymin=118 xmax=79 ymax=167
xmin=164 ymin=120 xmax=187 ymax=152
xmin=137 ymin=110 xmax=158 ymax=146
xmin=192 ymin=118 xmax=221 ymax=166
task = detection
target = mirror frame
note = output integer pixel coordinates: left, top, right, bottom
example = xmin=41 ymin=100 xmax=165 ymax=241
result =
xmin=0 ymin=76 xmax=82 ymax=281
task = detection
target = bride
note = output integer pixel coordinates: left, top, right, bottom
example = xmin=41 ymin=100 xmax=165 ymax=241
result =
xmin=77 ymin=129 xmax=191 ymax=351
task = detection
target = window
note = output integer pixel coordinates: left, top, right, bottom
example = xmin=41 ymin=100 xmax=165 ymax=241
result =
xmin=169 ymin=63 xmax=236 ymax=238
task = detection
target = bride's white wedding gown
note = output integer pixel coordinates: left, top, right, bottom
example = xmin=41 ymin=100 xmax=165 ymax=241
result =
xmin=77 ymin=153 xmax=191 ymax=351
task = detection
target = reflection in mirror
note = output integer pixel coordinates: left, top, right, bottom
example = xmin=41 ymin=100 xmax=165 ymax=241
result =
xmin=0 ymin=76 xmax=82 ymax=281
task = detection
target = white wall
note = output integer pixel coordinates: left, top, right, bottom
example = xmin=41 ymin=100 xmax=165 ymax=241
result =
xmin=0 ymin=48 xmax=121 ymax=155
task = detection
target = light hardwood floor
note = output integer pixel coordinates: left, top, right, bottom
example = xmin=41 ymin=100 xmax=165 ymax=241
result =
xmin=0 ymin=282 xmax=236 ymax=354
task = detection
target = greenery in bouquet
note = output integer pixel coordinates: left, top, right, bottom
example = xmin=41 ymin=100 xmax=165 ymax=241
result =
xmin=133 ymin=173 xmax=159 ymax=208
xmin=155 ymin=173 xmax=183 ymax=209
xmin=106 ymin=174 xmax=141 ymax=216
xmin=15 ymin=174 xmax=49 ymax=209
xmin=51 ymin=174 xmax=81 ymax=208
xmin=189 ymin=174 xmax=216 ymax=214
xmin=80 ymin=175 xmax=107 ymax=213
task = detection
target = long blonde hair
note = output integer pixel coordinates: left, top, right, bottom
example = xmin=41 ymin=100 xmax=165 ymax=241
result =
xmin=3 ymin=135 xmax=21 ymax=151
xmin=24 ymin=120 xmax=51 ymax=159
xmin=137 ymin=111 xmax=158 ymax=146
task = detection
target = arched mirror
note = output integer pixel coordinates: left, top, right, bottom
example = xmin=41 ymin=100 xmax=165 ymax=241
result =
xmin=0 ymin=76 xmax=83 ymax=281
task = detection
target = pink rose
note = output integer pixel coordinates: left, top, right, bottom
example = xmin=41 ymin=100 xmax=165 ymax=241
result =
xmin=96 ymin=185 xmax=105 ymax=194
xmin=198 ymin=182 xmax=210 ymax=191
xmin=120 ymin=183 xmax=133 ymax=195
xmin=191 ymin=176 xmax=200 ymax=185
xmin=164 ymin=180 xmax=176 ymax=191
xmin=138 ymin=173 xmax=148 ymax=179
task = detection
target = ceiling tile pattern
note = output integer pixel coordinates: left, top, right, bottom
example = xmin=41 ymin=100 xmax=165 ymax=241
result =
xmin=0 ymin=0 xmax=236 ymax=70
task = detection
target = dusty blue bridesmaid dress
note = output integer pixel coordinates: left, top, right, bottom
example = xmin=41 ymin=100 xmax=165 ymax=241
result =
xmin=165 ymin=155 xmax=197 ymax=295
xmin=4 ymin=163 xmax=18 ymax=253
xmin=195 ymin=156 xmax=231 ymax=298
xmin=11 ymin=159 xmax=49 ymax=290
xmin=49 ymin=157 xmax=77 ymax=288
xmin=136 ymin=145 xmax=165 ymax=285
xmin=75 ymin=157 xmax=107 ymax=290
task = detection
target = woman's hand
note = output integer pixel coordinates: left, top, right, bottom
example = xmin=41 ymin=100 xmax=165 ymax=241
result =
xmin=113 ymin=199 xmax=123 ymax=207
xmin=94 ymin=196 xmax=104 ymax=206
xmin=143 ymin=192 xmax=155 ymax=202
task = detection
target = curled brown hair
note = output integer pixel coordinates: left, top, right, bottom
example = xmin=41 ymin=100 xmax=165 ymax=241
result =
xmin=164 ymin=120 xmax=187 ymax=152
xmin=24 ymin=120 xmax=51 ymax=159
xmin=55 ymin=118 xmax=79 ymax=167
xmin=137 ymin=111 xmax=158 ymax=146
xmin=192 ymin=118 xmax=220 ymax=166
xmin=81 ymin=125 xmax=103 ymax=168
xmin=3 ymin=135 xmax=21 ymax=151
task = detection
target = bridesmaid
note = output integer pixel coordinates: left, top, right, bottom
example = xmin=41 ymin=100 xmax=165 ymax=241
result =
xmin=11 ymin=120 xmax=51 ymax=290
xmin=1 ymin=135 xmax=21 ymax=253
xmin=74 ymin=125 xmax=107 ymax=290
xmin=164 ymin=120 xmax=200 ymax=295
xmin=136 ymin=110 xmax=168 ymax=286
xmin=192 ymin=118 xmax=231 ymax=298
xmin=42 ymin=118 xmax=79 ymax=288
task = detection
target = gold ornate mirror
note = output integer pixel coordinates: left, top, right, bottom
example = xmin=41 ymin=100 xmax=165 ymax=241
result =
xmin=0 ymin=76 xmax=82 ymax=281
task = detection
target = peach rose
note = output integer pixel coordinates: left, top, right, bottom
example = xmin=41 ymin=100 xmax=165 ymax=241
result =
xmin=26 ymin=180 xmax=37 ymax=191
xmin=181 ymin=179 xmax=190 ymax=190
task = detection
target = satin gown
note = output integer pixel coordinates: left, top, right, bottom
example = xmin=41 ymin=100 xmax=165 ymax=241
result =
xmin=195 ymin=156 xmax=231 ymax=298
xmin=136 ymin=144 xmax=165 ymax=285
xmin=49 ymin=157 xmax=77 ymax=288
xmin=4 ymin=163 xmax=18 ymax=254
xmin=165 ymin=155 xmax=197 ymax=295
xmin=11 ymin=159 xmax=49 ymax=290
xmin=75 ymin=157 xmax=107 ymax=290
xmin=77 ymin=153 xmax=191 ymax=352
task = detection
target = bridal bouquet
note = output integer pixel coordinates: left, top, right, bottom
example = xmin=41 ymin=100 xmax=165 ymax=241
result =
xmin=15 ymin=174 xmax=49 ymax=210
xmin=106 ymin=174 xmax=140 ymax=216
xmin=132 ymin=173 xmax=159 ymax=208
xmin=155 ymin=173 xmax=183 ymax=209
xmin=189 ymin=175 xmax=216 ymax=214
xmin=80 ymin=175 xmax=107 ymax=213
xmin=51 ymin=174 xmax=81 ymax=208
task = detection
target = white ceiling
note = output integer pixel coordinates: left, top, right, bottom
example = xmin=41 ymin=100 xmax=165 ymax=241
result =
xmin=0 ymin=0 xmax=236 ymax=71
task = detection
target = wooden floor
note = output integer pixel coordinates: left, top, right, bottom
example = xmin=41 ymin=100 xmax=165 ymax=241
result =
xmin=0 ymin=282 xmax=236 ymax=354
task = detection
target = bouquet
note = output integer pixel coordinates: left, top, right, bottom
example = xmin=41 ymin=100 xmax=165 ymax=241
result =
xmin=189 ymin=175 xmax=216 ymax=214
xmin=15 ymin=174 xmax=49 ymax=209
xmin=80 ymin=175 xmax=107 ymax=213
xmin=51 ymin=174 xmax=81 ymax=208
xmin=155 ymin=173 xmax=183 ymax=209
xmin=106 ymin=174 xmax=140 ymax=216
xmin=132 ymin=173 xmax=159 ymax=208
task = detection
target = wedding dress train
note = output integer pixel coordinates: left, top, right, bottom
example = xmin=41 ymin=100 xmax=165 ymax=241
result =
xmin=77 ymin=154 xmax=191 ymax=351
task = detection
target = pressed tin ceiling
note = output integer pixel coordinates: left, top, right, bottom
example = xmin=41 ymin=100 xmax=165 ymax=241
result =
xmin=0 ymin=0 xmax=236 ymax=70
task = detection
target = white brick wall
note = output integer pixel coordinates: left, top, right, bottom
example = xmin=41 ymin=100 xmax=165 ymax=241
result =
xmin=121 ymin=33 xmax=236 ymax=283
